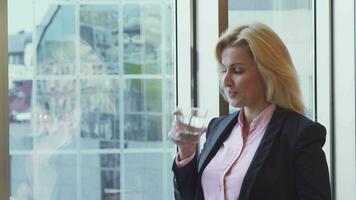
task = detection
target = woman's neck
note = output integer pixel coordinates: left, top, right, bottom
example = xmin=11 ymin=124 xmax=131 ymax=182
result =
xmin=243 ymin=102 xmax=270 ymax=126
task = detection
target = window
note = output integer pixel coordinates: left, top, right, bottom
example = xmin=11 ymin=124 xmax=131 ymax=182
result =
xmin=8 ymin=0 xmax=175 ymax=199
xmin=228 ymin=0 xmax=315 ymax=118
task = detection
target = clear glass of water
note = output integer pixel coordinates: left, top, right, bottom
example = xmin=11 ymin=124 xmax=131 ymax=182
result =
xmin=174 ymin=107 xmax=208 ymax=135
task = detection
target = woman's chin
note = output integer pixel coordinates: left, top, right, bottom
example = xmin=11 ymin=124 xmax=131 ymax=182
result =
xmin=228 ymin=100 xmax=242 ymax=108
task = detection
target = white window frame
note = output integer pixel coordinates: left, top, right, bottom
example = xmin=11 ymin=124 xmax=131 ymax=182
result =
xmin=316 ymin=0 xmax=333 ymax=191
xmin=196 ymin=0 xmax=225 ymax=120
xmin=333 ymin=0 xmax=356 ymax=199
xmin=176 ymin=0 xmax=193 ymax=109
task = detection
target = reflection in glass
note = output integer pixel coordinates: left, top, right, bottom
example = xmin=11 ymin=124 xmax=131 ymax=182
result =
xmin=81 ymin=154 xmax=120 ymax=200
xmin=80 ymin=80 xmax=120 ymax=149
xmin=164 ymin=78 xmax=175 ymax=145
xmin=36 ymin=154 xmax=77 ymax=200
xmin=37 ymin=5 xmax=76 ymax=75
xmin=165 ymin=4 xmax=174 ymax=75
xmin=8 ymin=0 xmax=35 ymax=151
xmin=11 ymin=154 xmax=77 ymax=200
xmin=147 ymin=115 xmax=162 ymax=141
xmin=124 ymin=79 xmax=162 ymax=112
xmin=35 ymin=80 xmax=77 ymax=150
xmin=80 ymin=5 xmax=120 ymax=74
xmin=124 ymin=153 xmax=163 ymax=200
xmin=166 ymin=153 xmax=175 ymax=200
xmin=123 ymin=4 xmax=142 ymax=74
xmin=124 ymin=114 xmax=145 ymax=143
xmin=11 ymin=155 xmax=33 ymax=199
xmin=9 ymin=80 xmax=33 ymax=150
xmin=143 ymin=4 xmax=162 ymax=73
xmin=124 ymin=114 xmax=162 ymax=148
xmin=9 ymin=1 xmax=176 ymax=200
xmin=123 ymin=4 xmax=162 ymax=74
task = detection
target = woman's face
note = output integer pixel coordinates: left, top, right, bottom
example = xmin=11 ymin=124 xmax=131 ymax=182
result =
xmin=221 ymin=46 xmax=267 ymax=108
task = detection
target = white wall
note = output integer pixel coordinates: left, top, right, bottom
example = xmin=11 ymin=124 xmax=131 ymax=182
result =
xmin=176 ymin=0 xmax=192 ymax=109
xmin=334 ymin=0 xmax=356 ymax=199
xmin=316 ymin=0 xmax=332 ymax=183
xmin=196 ymin=0 xmax=221 ymax=119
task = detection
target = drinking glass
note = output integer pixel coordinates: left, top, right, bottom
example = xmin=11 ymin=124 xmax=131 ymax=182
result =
xmin=174 ymin=107 xmax=208 ymax=136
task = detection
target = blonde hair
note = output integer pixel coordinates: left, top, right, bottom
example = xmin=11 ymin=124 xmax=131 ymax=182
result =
xmin=216 ymin=22 xmax=305 ymax=115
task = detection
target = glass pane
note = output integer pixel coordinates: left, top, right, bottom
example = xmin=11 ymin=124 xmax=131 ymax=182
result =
xmin=228 ymin=0 xmax=315 ymax=118
xmin=10 ymin=155 xmax=33 ymax=199
xmin=165 ymin=79 xmax=175 ymax=145
xmin=143 ymin=4 xmax=162 ymax=74
xmin=35 ymin=80 xmax=77 ymax=150
xmin=166 ymin=153 xmax=175 ymax=200
xmin=9 ymin=81 xmax=33 ymax=150
xmin=123 ymin=153 xmax=163 ymax=200
xmin=35 ymin=154 xmax=77 ymax=200
xmin=80 ymin=80 xmax=120 ymax=149
xmin=9 ymin=1 xmax=175 ymax=199
xmin=165 ymin=4 xmax=174 ymax=75
xmin=124 ymin=114 xmax=162 ymax=148
xmin=123 ymin=4 xmax=143 ymax=74
xmin=81 ymin=154 xmax=120 ymax=200
xmin=37 ymin=4 xmax=76 ymax=75
xmin=11 ymin=154 xmax=77 ymax=200
xmin=80 ymin=5 xmax=120 ymax=75
xmin=8 ymin=0 xmax=35 ymax=151
xmin=124 ymin=79 xmax=162 ymax=112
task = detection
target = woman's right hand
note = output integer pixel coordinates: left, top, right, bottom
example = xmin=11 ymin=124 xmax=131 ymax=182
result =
xmin=168 ymin=110 xmax=206 ymax=160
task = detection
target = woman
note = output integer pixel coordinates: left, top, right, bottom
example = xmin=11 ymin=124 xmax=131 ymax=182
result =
xmin=169 ymin=22 xmax=331 ymax=200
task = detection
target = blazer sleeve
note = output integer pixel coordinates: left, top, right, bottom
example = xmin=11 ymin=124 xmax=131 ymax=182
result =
xmin=295 ymin=122 xmax=332 ymax=200
xmin=172 ymin=117 xmax=218 ymax=200
xmin=172 ymin=153 xmax=198 ymax=200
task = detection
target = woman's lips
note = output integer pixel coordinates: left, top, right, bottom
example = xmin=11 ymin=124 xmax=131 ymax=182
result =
xmin=227 ymin=91 xmax=238 ymax=98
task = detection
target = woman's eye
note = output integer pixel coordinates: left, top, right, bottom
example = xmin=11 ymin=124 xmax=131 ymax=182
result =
xmin=234 ymin=70 xmax=243 ymax=74
xmin=221 ymin=67 xmax=227 ymax=73
xmin=233 ymin=67 xmax=243 ymax=74
xmin=221 ymin=65 xmax=243 ymax=73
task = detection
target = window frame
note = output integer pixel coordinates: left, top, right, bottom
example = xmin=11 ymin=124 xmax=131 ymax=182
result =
xmin=176 ymin=0 xmax=193 ymax=109
xmin=0 ymin=0 xmax=9 ymax=198
xmin=333 ymin=0 xmax=356 ymax=199
xmin=315 ymin=0 xmax=334 ymax=197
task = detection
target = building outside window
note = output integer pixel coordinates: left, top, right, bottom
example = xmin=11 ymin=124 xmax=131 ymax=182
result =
xmin=8 ymin=1 xmax=175 ymax=200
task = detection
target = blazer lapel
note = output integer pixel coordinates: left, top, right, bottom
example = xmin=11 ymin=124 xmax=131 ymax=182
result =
xmin=197 ymin=111 xmax=239 ymax=174
xmin=238 ymin=107 xmax=287 ymax=200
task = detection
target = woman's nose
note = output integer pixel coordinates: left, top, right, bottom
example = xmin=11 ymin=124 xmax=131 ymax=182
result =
xmin=223 ymin=72 xmax=232 ymax=87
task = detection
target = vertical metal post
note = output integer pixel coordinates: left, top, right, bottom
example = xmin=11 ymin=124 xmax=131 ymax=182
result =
xmin=191 ymin=0 xmax=197 ymax=107
xmin=0 ymin=0 xmax=10 ymax=199
xmin=218 ymin=0 xmax=229 ymax=116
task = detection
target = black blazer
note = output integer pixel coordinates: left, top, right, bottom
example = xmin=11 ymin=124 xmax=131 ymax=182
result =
xmin=172 ymin=106 xmax=331 ymax=200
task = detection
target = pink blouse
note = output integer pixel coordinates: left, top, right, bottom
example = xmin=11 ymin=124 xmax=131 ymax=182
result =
xmin=176 ymin=104 xmax=275 ymax=200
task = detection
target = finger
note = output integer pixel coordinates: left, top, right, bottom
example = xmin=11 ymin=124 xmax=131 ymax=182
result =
xmin=172 ymin=108 xmax=182 ymax=115
xmin=168 ymin=129 xmax=182 ymax=143
xmin=183 ymin=125 xmax=207 ymax=134
xmin=199 ymin=127 xmax=207 ymax=133
xmin=169 ymin=130 xmax=199 ymax=145
xmin=178 ymin=134 xmax=201 ymax=144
